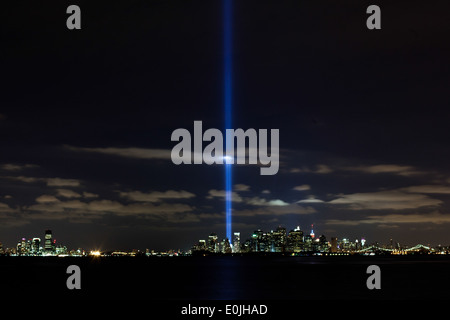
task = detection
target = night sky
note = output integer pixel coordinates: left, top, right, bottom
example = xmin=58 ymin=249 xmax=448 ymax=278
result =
xmin=1 ymin=0 xmax=450 ymax=251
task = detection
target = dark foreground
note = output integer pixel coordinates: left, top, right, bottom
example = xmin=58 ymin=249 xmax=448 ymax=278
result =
xmin=1 ymin=255 xmax=449 ymax=302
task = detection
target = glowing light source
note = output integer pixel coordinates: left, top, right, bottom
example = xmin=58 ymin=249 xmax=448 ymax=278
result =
xmin=223 ymin=0 xmax=233 ymax=242
xmin=223 ymin=155 xmax=233 ymax=164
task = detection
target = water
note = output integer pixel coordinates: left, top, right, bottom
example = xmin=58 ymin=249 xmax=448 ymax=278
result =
xmin=1 ymin=255 xmax=449 ymax=301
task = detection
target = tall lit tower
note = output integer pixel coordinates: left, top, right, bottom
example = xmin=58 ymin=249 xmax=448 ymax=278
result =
xmin=223 ymin=0 xmax=233 ymax=241
xmin=310 ymin=224 xmax=315 ymax=239
xmin=233 ymin=232 xmax=240 ymax=253
xmin=44 ymin=230 xmax=53 ymax=252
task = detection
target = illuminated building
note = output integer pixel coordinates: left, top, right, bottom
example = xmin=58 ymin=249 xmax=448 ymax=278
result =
xmin=20 ymin=238 xmax=27 ymax=255
xmin=56 ymin=245 xmax=68 ymax=255
xmin=318 ymin=235 xmax=328 ymax=251
xmin=303 ymin=234 xmax=314 ymax=251
xmin=44 ymin=230 xmax=54 ymax=253
xmin=220 ymin=238 xmax=232 ymax=254
xmin=32 ymin=238 xmax=40 ymax=254
xmin=252 ymin=229 xmax=264 ymax=252
xmin=330 ymin=237 xmax=338 ymax=253
xmin=208 ymin=233 xmax=218 ymax=253
xmin=233 ymin=232 xmax=240 ymax=253
xmin=340 ymin=238 xmax=350 ymax=252
xmin=287 ymin=226 xmax=304 ymax=253
xmin=16 ymin=241 xmax=22 ymax=256
xmin=273 ymin=226 xmax=286 ymax=252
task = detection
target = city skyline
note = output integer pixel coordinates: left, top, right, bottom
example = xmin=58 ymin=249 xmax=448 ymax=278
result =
xmin=1 ymin=224 xmax=446 ymax=255
xmin=1 ymin=1 xmax=450 ymax=251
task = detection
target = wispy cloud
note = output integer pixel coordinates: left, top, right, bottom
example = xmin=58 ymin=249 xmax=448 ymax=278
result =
xmin=341 ymin=164 xmax=426 ymax=176
xmin=4 ymin=176 xmax=81 ymax=187
xmin=245 ymin=197 xmax=289 ymax=206
xmin=234 ymin=184 xmax=250 ymax=192
xmin=1 ymin=163 xmax=38 ymax=171
xmin=206 ymin=189 xmax=289 ymax=207
xmin=328 ymin=190 xmax=442 ymax=210
xmin=65 ymin=145 xmax=172 ymax=160
xmin=119 ymin=190 xmax=196 ymax=202
xmin=46 ymin=178 xmax=81 ymax=187
xmin=297 ymin=195 xmax=324 ymax=204
xmin=24 ymin=198 xmax=195 ymax=222
xmin=206 ymin=189 xmax=243 ymax=203
xmin=326 ymin=212 xmax=450 ymax=226
xmin=293 ymin=184 xmax=311 ymax=191
xmin=56 ymin=189 xmax=82 ymax=198
xmin=233 ymin=204 xmax=316 ymax=217
xmin=400 ymin=185 xmax=450 ymax=194
xmin=289 ymin=164 xmax=332 ymax=174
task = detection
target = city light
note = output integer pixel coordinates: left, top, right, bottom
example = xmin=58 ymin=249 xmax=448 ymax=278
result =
xmin=1 ymin=227 xmax=448 ymax=257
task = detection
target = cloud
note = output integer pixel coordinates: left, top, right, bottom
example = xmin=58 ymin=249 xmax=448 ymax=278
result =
xmin=35 ymin=195 xmax=60 ymax=203
xmin=289 ymin=165 xmax=332 ymax=174
xmin=206 ymin=189 xmax=289 ymax=207
xmin=233 ymin=204 xmax=316 ymax=217
xmin=206 ymin=189 xmax=243 ymax=202
xmin=1 ymin=163 xmax=38 ymax=171
xmin=5 ymin=176 xmax=40 ymax=183
xmin=0 ymin=202 xmax=17 ymax=213
xmin=3 ymin=176 xmax=81 ymax=187
xmin=119 ymin=190 xmax=196 ymax=202
xmin=65 ymin=145 xmax=171 ymax=160
xmin=245 ymin=197 xmax=289 ymax=206
xmin=342 ymin=164 xmax=425 ymax=176
xmin=293 ymin=184 xmax=311 ymax=191
xmin=46 ymin=178 xmax=81 ymax=187
xmin=83 ymin=192 xmax=99 ymax=198
xmin=56 ymin=189 xmax=82 ymax=198
xmin=316 ymin=164 xmax=332 ymax=174
xmin=297 ymin=195 xmax=324 ymax=204
xmin=326 ymin=212 xmax=450 ymax=226
xmin=234 ymin=184 xmax=250 ymax=192
xmin=401 ymin=185 xmax=450 ymax=194
xmin=24 ymin=198 xmax=195 ymax=222
xmin=328 ymin=190 xmax=442 ymax=210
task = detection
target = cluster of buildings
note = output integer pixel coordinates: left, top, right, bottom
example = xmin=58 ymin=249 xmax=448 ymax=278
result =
xmin=2 ymin=226 xmax=450 ymax=257
xmin=0 ymin=230 xmax=85 ymax=256
xmin=190 ymin=225 xmax=420 ymax=255
xmin=192 ymin=225 xmax=334 ymax=254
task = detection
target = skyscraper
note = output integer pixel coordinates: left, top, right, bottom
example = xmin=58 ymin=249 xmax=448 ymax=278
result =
xmin=32 ymin=238 xmax=41 ymax=254
xmin=287 ymin=227 xmax=304 ymax=253
xmin=208 ymin=233 xmax=218 ymax=252
xmin=330 ymin=237 xmax=338 ymax=253
xmin=233 ymin=232 xmax=240 ymax=253
xmin=223 ymin=238 xmax=232 ymax=254
xmin=44 ymin=230 xmax=53 ymax=253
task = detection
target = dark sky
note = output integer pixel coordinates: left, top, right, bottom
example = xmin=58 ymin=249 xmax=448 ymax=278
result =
xmin=1 ymin=0 xmax=450 ymax=251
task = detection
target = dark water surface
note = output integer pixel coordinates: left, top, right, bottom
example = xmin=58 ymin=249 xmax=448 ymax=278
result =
xmin=1 ymin=255 xmax=449 ymax=301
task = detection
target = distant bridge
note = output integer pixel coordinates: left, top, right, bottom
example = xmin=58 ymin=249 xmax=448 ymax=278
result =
xmin=355 ymin=244 xmax=431 ymax=253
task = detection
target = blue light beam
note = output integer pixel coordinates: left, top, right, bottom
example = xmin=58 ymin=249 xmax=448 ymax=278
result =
xmin=224 ymin=0 xmax=233 ymax=242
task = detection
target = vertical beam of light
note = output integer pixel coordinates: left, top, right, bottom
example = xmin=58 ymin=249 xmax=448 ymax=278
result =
xmin=223 ymin=0 xmax=233 ymax=242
